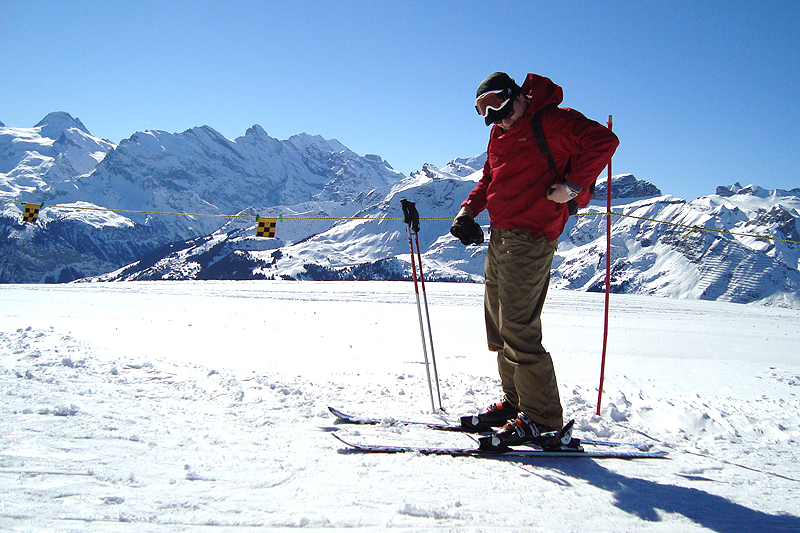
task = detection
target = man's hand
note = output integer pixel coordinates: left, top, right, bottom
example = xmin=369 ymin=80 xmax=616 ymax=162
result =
xmin=450 ymin=206 xmax=484 ymax=245
xmin=547 ymin=182 xmax=578 ymax=204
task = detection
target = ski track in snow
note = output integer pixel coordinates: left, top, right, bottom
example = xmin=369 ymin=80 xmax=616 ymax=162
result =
xmin=1 ymin=280 xmax=799 ymax=532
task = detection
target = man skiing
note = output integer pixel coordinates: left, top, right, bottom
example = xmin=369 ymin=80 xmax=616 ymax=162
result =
xmin=450 ymin=72 xmax=619 ymax=450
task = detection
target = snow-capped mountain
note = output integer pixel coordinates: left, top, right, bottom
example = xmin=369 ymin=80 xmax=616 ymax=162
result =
xmin=88 ymin=163 xmax=481 ymax=283
xmin=87 ymin=159 xmax=800 ymax=308
xmin=1 ymin=114 xmax=403 ymax=282
xmin=56 ymin=123 xmax=401 ymax=241
xmin=0 ymin=112 xmax=115 ymax=196
xmin=2 ymin=113 xmax=799 ymax=308
xmin=551 ymin=183 xmax=800 ymax=307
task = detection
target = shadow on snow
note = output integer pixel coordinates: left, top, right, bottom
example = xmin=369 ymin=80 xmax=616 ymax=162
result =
xmin=510 ymin=456 xmax=798 ymax=533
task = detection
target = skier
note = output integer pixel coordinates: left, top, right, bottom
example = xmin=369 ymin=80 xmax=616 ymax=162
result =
xmin=450 ymin=72 xmax=618 ymax=450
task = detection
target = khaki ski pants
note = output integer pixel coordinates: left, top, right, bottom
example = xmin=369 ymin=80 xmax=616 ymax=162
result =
xmin=484 ymin=228 xmax=563 ymax=428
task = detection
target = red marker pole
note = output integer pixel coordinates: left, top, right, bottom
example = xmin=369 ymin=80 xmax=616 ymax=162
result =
xmin=596 ymin=115 xmax=613 ymax=416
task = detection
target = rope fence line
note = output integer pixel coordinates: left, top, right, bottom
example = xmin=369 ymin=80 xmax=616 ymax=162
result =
xmin=596 ymin=211 xmax=800 ymax=245
xmin=2 ymin=198 xmax=799 ymax=245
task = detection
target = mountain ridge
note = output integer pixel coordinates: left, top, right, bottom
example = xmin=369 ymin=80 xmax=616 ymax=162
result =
xmin=1 ymin=112 xmax=798 ymax=307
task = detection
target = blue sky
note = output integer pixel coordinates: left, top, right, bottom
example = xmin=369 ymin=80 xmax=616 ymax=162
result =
xmin=2 ymin=0 xmax=798 ymax=200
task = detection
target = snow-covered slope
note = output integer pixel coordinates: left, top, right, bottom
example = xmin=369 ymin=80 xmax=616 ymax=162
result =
xmin=93 ymin=159 xmax=800 ymax=308
xmin=2 ymin=281 xmax=799 ymax=530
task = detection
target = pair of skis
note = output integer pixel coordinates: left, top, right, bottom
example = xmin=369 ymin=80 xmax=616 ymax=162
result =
xmin=329 ymin=407 xmax=668 ymax=459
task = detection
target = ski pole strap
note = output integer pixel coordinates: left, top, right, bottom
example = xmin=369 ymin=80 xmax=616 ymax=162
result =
xmin=400 ymin=199 xmax=420 ymax=234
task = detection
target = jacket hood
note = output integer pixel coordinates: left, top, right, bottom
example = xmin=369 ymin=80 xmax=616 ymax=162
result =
xmin=520 ymin=73 xmax=564 ymax=112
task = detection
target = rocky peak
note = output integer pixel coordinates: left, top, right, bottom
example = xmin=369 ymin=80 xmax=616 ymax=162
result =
xmin=34 ymin=112 xmax=90 ymax=140
xmin=593 ymin=174 xmax=661 ymax=199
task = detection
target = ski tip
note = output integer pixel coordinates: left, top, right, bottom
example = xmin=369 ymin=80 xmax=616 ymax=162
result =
xmin=329 ymin=406 xmax=359 ymax=422
xmin=332 ymin=433 xmax=365 ymax=454
xmin=329 ymin=406 xmax=382 ymax=425
xmin=332 ymin=432 xmax=351 ymax=446
xmin=332 ymin=432 xmax=372 ymax=451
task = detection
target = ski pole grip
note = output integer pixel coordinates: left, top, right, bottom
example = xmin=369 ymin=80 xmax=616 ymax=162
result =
xmin=400 ymin=199 xmax=420 ymax=234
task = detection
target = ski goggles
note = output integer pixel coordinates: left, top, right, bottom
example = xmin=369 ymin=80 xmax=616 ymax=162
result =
xmin=475 ymin=88 xmax=514 ymax=118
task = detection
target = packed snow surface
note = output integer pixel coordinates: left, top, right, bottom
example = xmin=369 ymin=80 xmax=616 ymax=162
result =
xmin=1 ymin=280 xmax=799 ymax=532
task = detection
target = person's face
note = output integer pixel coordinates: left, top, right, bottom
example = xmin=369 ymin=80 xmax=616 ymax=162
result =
xmin=496 ymin=95 xmax=527 ymax=131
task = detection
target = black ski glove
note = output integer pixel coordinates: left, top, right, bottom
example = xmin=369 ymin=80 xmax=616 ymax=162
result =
xmin=450 ymin=215 xmax=485 ymax=245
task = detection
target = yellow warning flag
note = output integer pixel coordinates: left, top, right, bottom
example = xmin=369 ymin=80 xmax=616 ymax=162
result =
xmin=256 ymin=218 xmax=277 ymax=238
xmin=22 ymin=204 xmax=40 ymax=224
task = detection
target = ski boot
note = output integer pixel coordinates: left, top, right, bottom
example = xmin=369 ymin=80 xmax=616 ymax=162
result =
xmin=478 ymin=414 xmax=577 ymax=453
xmin=460 ymin=398 xmax=518 ymax=433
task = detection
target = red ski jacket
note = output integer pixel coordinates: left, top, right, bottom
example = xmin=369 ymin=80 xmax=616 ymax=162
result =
xmin=463 ymin=73 xmax=619 ymax=241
